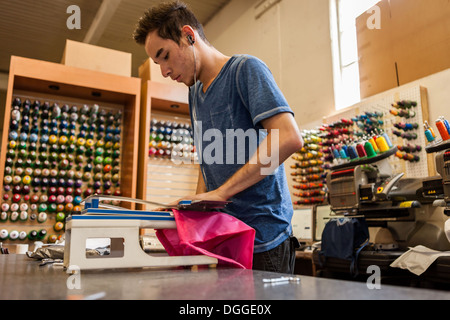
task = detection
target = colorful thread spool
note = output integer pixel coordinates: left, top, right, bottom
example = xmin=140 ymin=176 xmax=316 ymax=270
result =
xmin=341 ymin=145 xmax=349 ymax=156
xmin=442 ymin=117 xmax=450 ymax=135
xmin=331 ymin=146 xmax=340 ymax=159
xmin=381 ymin=132 xmax=393 ymax=148
xmin=436 ymin=118 xmax=450 ymax=141
xmin=376 ymin=136 xmax=390 ymax=153
xmin=368 ymin=137 xmax=379 ymax=154
xmin=364 ymin=141 xmax=377 ymax=158
xmin=424 ymin=124 xmax=435 ymax=143
xmin=356 ymin=143 xmax=367 ymax=158
xmin=339 ymin=149 xmax=347 ymax=159
xmin=347 ymin=145 xmax=359 ymax=160
xmin=424 ymin=121 xmax=436 ymax=138
xmin=339 ymin=147 xmax=348 ymax=159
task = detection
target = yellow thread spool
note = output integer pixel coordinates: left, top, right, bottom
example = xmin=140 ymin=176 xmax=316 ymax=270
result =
xmin=369 ymin=137 xmax=379 ymax=153
xmin=376 ymin=136 xmax=390 ymax=153
xmin=429 ymin=127 xmax=436 ymax=138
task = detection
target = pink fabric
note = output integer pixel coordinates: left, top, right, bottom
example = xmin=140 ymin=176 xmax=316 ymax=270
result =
xmin=156 ymin=209 xmax=255 ymax=269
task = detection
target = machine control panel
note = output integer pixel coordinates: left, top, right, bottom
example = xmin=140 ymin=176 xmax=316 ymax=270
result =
xmin=374 ymin=172 xmax=405 ymax=201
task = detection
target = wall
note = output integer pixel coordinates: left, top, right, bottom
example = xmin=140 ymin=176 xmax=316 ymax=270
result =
xmin=206 ymin=0 xmax=450 ymax=130
xmin=204 ymin=0 xmax=336 ymax=202
xmin=314 ymin=67 xmax=450 ymax=131
xmin=204 ymin=0 xmax=336 ymax=129
xmin=204 ymin=0 xmax=450 ymax=208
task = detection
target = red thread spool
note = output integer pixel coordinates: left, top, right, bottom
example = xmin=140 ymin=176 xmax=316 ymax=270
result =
xmin=356 ymin=143 xmax=367 ymax=158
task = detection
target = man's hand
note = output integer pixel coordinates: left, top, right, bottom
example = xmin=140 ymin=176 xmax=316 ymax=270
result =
xmin=168 ymin=188 xmax=229 ymax=207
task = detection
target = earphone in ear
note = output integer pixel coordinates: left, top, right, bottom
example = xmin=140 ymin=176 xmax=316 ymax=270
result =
xmin=187 ymin=34 xmax=195 ymax=45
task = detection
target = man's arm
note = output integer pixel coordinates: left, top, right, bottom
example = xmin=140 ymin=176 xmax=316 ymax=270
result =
xmin=183 ymin=112 xmax=303 ymax=202
xmin=196 ymin=166 xmax=207 ymax=194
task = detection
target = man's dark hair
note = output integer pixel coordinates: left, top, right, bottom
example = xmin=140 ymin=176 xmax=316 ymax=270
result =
xmin=133 ymin=1 xmax=209 ymax=45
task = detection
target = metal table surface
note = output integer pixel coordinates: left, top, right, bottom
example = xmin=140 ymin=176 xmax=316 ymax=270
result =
xmin=1 ymin=255 xmax=450 ymax=300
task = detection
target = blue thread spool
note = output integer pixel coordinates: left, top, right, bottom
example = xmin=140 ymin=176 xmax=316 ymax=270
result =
xmin=425 ymin=129 xmax=434 ymax=142
xmin=341 ymin=145 xmax=348 ymax=156
xmin=339 ymin=147 xmax=348 ymax=159
xmin=348 ymin=145 xmax=359 ymax=160
xmin=332 ymin=146 xmax=340 ymax=159
xmin=381 ymin=132 xmax=393 ymax=148
xmin=442 ymin=117 xmax=450 ymax=134
xmin=424 ymin=124 xmax=435 ymax=142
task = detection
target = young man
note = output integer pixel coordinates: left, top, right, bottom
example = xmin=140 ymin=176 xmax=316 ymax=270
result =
xmin=133 ymin=1 xmax=303 ymax=273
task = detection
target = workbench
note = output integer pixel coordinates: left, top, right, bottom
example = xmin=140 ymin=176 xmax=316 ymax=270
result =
xmin=1 ymin=255 xmax=450 ymax=301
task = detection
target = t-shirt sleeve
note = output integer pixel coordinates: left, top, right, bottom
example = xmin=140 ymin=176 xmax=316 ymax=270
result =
xmin=236 ymin=56 xmax=294 ymax=126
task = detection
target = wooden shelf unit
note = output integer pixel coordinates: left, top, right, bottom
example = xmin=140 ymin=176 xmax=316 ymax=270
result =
xmin=0 ymin=56 xmax=141 ymax=244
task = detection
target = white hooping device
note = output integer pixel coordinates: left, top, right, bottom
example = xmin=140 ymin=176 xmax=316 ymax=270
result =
xmin=63 ymin=195 xmax=230 ymax=272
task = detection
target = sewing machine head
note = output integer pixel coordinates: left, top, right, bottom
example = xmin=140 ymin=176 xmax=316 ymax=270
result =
xmin=324 ymin=141 xmax=450 ymax=251
xmin=327 ymin=147 xmax=424 ymax=219
xmin=424 ymin=140 xmax=450 ymax=215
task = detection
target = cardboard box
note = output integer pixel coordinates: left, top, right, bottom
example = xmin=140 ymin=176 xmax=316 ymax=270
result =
xmin=356 ymin=0 xmax=450 ymax=99
xmin=61 ymin=39 xmax=132 ymax=77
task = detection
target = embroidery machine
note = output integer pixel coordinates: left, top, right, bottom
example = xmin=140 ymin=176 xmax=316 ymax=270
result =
xmin=63 ymin=196 xmax=230 ymax=272
xmin=424 ymin=140 xmax=450 ymax=209
xmin=424 ymin=140 xmax=450 ymax=241
xmin=327 ymin=147 xmax=425 ymax=217
xmin=325 ymin=146 xmax=448 ymax=250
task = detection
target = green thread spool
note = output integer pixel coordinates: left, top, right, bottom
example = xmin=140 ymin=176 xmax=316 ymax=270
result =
xmin=364 ymin=141 xmax=377 ymax=158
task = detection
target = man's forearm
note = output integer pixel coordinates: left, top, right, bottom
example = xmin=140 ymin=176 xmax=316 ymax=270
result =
xmin=217 ymin=126 xmax=303 ymax=200
xmin=182 ymin=113 xmax=303 ymax=203
xmin=196 ymin=167 xmax=207 ymax=194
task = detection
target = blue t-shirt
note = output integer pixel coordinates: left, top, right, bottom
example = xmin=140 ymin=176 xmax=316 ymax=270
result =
xmin=189 ymin=54 xmax=294 ymax=253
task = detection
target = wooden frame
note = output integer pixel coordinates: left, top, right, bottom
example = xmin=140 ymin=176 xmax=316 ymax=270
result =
xmin=0 ymin=56 xmax=141 ymax=243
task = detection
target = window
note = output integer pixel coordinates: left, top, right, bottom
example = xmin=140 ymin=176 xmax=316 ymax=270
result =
xmin=330 ymin=0 xmax=381 ymax=110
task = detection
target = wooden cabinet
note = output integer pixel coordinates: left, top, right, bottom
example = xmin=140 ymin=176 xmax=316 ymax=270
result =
xmin=0 ymin=56 xmax=140 ymax=244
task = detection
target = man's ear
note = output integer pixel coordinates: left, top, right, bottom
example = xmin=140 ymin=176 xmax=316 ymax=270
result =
xmin=181 ymin=25 xmax=196 ymax=45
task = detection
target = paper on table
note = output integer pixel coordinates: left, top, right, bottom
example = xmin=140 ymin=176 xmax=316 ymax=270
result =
xmin=445 ymin=219 xmax=450 ymax=243
xmin=390 ymin=245 xmax=450 ymax=276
